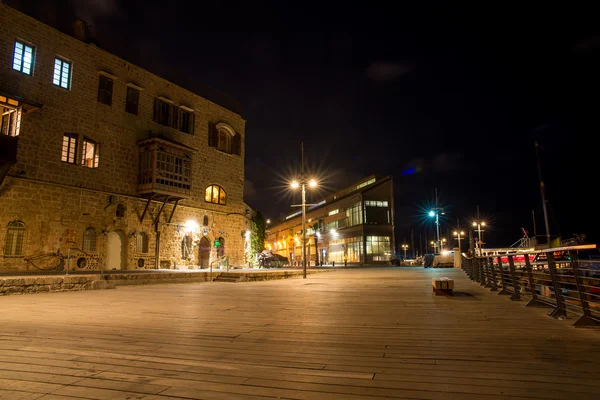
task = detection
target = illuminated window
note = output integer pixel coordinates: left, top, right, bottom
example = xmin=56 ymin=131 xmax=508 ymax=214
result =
xmin=179 ymin=108 xmax=194 ymax=134
xmin=1 ymin=101 xmax=21 ymax=137
xmin=328 ymin=209 xmax=339 ymax=216
xmin=205 ymin=185 xmax=226 ymax=205
xmin=12 ymin=41 xmax=34 ymax=75
xmin=366 ymin=236 xmax=391 ymax=261
xmin=345 ymin=202 xmax=363 ymax=227
xmin=97 ymin=75 xmax=113 ymax=105
xmin=4 ymin=221 xmax=26 ymax=257
xmin=81 ymin=137 xmax=99 ymax=168
xmin=53 ymin=58 xmax=71 ymax=89
xmin=61 ymin=133 xmax=78 ymax=164
xmin=136 ymin=232 xmax=149 ymax=254
xmin=365 ymin=200 xmax=388 ymax=207
xmin=125 ymin=86 xmax=139 ymax=115
xmin=82 ymin=228 xmax=97 ymax=252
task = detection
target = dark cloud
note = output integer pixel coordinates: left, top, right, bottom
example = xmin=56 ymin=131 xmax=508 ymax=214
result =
xmin=365 ymin=61 xmax=414 ymax=81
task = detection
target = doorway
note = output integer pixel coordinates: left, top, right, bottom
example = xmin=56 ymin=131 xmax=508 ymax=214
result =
xmin=198 ymin=236 xmax=210 ymax=268
xmin=106 ymin=230 xmax=125 ymax=270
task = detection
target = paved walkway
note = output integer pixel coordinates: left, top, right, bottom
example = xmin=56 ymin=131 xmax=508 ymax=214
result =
xmin=1 ymin=267 xmax=599 ymax=399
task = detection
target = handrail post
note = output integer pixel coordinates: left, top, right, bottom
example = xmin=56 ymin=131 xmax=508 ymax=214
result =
xmin=507 ymin=255 xmax=521 ymax=301
xmin=524 ymin=253 xmax=549 ymax=308
xmin=489 ymin=257 xmax=498 ymax=292
xmin=547 ymin=252 xmax=567 ymax=319
xmin=496 ymin=256 xmax=510 ymax=295
xmin=479 ymin=258 xmax=486 ymax=286
xmin=569 ymin=250 xmax=599 ymax=327
xmin=483 ymin=257 xmax=492 ymax=288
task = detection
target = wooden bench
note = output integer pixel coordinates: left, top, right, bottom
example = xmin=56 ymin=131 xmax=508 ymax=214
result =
xmin=432 ymin=277 xmax=454 ymax=296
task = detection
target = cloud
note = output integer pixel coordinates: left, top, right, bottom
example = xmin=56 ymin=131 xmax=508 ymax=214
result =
xmin=365 ymin=61 xmax=414 ymax=81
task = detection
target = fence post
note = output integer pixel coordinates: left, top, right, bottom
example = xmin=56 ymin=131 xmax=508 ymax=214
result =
xmin=569 ymin=250 xmax=599 ymax=327
xmin=488 ymin=257 xmax=498 ymax=292
xmin=482 ymin=258 xmax=491 ymax=288
xmin=496 ymin=256 xmax=510 ymax=295
xmin=524 ymin=253 xmax=550 ymax=308
xmin=507 ymin=255 xmax=521 ymax=301
xmin=478 ymin=258 xmax=486 ymax=286
xmin=547 ymin=252 xmax=567 ymax=319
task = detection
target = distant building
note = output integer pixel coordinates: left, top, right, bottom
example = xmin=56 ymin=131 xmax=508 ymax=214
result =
xmin=266 ymin=175 xmax=395 ymax=265
xmin=0 ymin=4 xmax=249 ymax=271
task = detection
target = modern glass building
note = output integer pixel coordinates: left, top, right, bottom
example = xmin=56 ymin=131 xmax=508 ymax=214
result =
xmin=266 ymin=175 xmax=395 ymax=265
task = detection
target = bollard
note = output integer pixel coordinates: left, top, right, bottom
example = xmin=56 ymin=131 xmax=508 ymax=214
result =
xmin=344 ymin=260 xmax=347 ymax=267
xmin=332 ymin=261 xmax=335 ymax=267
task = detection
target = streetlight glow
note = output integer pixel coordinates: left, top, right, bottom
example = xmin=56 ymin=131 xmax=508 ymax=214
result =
xmin=291 ymin=180 xmax=299 ymax=189
xmin=453 ymin=231 xmax=458 ymax=235
xmin=428 ymin=211 xmax=435 ymax=217
xmin=481 ymin=222 xmax=486 ymax=226
xmin=309 ymin=179 xmax=317 ymax=188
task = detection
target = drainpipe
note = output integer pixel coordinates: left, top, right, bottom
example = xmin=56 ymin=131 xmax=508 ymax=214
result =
xmin=155 ymin=226 xmax=160 ymax=269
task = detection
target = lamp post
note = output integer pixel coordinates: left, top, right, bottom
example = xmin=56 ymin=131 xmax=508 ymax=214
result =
xmin=472 ymin=221 xmax=485 ymax=256
xmin=454 ymin=230 xmax=465 ymax=252
xmin=401 ymin=244 xmax=408 ymax=261
xmin=441 ymin=238 xmax=447 ymax=251
xmin=430 ymin=241 xmax=436 ymax=252
xmin=428 ymin=208 xmax=444 ymax=254
xmin=291 ymin=178 xmax=317 ymax=279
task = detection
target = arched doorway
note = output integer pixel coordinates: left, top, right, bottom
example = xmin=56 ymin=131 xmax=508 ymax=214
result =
xmin=198 ymin=236 xmax=210 ymax=268
xmin=106 ymin=230 xmax=125 ymax=270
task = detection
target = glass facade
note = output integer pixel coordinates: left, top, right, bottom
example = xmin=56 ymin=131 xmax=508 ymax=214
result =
xmin=345 ymin=202 xmax=363 ymax=227
xmin=366 ymin=236 xmax=391 ymax=261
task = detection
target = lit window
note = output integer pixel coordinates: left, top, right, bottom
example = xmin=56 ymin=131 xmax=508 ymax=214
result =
xmin=81 ymin=137 xmax=99 ymax=168
xmin=205 ymin=185 xmax=226 ymax=205
xmin=328 ymin=209 xmax=339 ymax=216
xmin=53 ymin=58 xmax=71 ymax=89
xmin=12 ymin=41 xmax=34 ymax=75
xmin=366 ymin=236 xmax=391 ymax=261
xmin=97 ymin=75 xmax=113 ymax=105
xmin=4 ymin=221 xmax=26 ymax=257
xmin=125 ymin=86 xmax=139 ymax=115
xmin=136 ymin=232 xmax=149 ymax=254
xmin=82 ymin=227 xmax=97 ymax=252
xmin=62 ymin=133 xmax=78 ymax=164
xmin=1 ymin=102 xmax=21 ymax=137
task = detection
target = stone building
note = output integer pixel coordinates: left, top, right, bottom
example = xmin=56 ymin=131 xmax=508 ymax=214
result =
xmin=0 ymin=4 xmax=249 ymax=272
xmin=266 ymin=175 xmax=395 ymax=265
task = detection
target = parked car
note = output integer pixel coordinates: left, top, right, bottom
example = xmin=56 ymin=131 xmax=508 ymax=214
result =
xmin=258 ymin=251 xmax=289 ymax=268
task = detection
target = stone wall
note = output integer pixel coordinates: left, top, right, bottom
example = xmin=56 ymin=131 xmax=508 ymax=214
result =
xmin=0 ymin=4 xmax=249 ymax=271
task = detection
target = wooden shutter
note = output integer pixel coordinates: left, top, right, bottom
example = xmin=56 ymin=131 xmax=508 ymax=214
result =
xmin=232 ymin=133 xmax=241 ymax=155
xmin=153 ymin=98 xmax=159 ymax=122
xmin=208 ymin=123 xmax=217 ymax=147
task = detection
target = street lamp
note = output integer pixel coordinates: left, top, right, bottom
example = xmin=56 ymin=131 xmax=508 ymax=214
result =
xmin=472 ymin=221 xmax=486 ymax=256
xmin=401 ymin=244 xmax=408 ymax=260
xmin=430 ymin=241 xmax=436 ymax=252
xmin=428 ymin=208 xmax=444 ymax=254
xmin=441 ymin=238 xmax=447 ymax=251
xmin=454 ymin=231 xmax=465 ymax=252
xmin=291 ymin=178 xmax=318 ymax=279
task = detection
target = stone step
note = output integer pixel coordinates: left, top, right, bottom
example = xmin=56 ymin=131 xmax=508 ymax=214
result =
xmin=213 ymin=273 xmax=240 ymax=283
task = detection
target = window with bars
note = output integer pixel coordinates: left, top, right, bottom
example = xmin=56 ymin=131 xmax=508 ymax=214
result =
xmin=136 ymin=232 xmax=149 ymax=254
xmin=125 ymin=86 xmax=139 ymax=115
xmin=12 ymin=41 xmax=34 ymax=75
xmin=82 ymin=137 xmax=99 ymax=168
xmin=97 ymin=75 xmax=113 ymax=105
xmin=61 ymin=133 xmax=78 ymax=164
xmin=53 ymin=58 xmax=71 ymax=89
xmin=82 ymin=227 xmax=97 ymax=252
xmin=205 ymin=185 xmax=226 ymax=205
xmin=4 ymin=221 xmax=26 ymax=257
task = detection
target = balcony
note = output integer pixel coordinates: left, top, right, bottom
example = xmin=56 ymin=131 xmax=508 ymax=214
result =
xmin=137 ymin=137 xmax=194 ymax=200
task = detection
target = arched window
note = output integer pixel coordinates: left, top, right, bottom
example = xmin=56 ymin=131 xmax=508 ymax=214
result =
xmin=217 ymin=129 xmax=231 ymax=153
xmin=205 ymin=185 xmax=226 ymax=205
xmin=116 ymin=203 xmax=126 ymax=218
xmin=203 ymin=215 xmax=209 ymax=226
xmin=216 ymin=236 xmax=225 ymax=258
xmin=5 ymin=221 xmax=25 ymax=257
xmin=82 ymin=227 xmax=97 ymax=252
xmin=136 ymin=232 xmax=149 ymax=254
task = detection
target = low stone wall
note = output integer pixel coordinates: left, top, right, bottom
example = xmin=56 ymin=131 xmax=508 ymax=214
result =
xmin=241 ymin=270 xmax=327 ymax=282
xmin=104 ymin=272 xmax=214 ymax=286
xmin=0 ymin=275 xmax=101 ymax=295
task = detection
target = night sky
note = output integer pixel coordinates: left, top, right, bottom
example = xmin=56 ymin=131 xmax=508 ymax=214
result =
xmin=8 ymin=0 xmax=600 ymax=252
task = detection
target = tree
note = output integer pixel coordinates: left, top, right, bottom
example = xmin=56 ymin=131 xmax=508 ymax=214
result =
xmin=250 ymin=210 xmax=267 ymax=259
xmin=311 ymin=221 xmax=320 ymax=265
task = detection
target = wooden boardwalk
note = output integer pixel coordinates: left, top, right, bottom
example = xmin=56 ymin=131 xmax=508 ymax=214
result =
xmin=1 ymin=267 xmax=599 ymax=399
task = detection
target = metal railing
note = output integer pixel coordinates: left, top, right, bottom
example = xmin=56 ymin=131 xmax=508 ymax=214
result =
xmin=209 ymin=255 xmax=229 ymax=281
xmin=462 ymin=244 xmax=600 ymax=327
